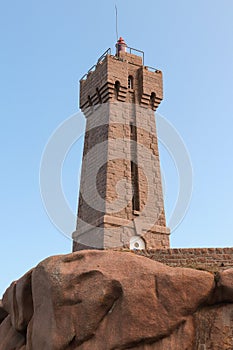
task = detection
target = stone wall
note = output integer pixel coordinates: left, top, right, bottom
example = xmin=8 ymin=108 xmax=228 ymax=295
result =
xmin=134 ymin=247 xmax=233 ymax=271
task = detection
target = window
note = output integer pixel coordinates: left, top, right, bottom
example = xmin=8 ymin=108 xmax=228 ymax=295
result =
xmin=96 ymin=88 xmax=102 ymax=104
xmin=150 ymin=92 xmax=156 ymax=108
xmin=88 ymin=95 xmax=92 ymax=106
xmin=128 ymin=75 xmax=133 ymax=89
xmin=130 ymin=122 xmax=140 ymax=212
xmin=114 ymin=81 xmax=120 ymax=99
xmin=131 ymin=161 xmax=140 ymax=212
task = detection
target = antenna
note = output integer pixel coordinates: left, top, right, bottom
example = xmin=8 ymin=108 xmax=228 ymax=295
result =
xmin=115 ymin=5 xmax=118 ymax=41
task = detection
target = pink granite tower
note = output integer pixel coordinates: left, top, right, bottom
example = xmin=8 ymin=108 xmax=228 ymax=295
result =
xmin=73 ymin=39 xmax=170 ymax=251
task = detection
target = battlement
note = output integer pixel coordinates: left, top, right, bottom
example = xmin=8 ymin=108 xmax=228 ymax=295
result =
xmin=79 ymin=47 xmax=163 ymax=115
xmin=134 ymin=247 xmax=233 ymax=271
xmin=79 ymin=45 xmax=146 ymax=82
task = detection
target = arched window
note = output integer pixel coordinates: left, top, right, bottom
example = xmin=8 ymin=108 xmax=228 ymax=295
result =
xmin=150 ymin=92 xmax=156 ymax=108
xmin=128 ymin=75 xmax=133 ymax=89
xmin=88 ymin=95 xmax=92 ymax=106
xmin=96 ymin=88 xmax=102 ymax=104
xmin=114 ymin=81 xmax=120 ymax=99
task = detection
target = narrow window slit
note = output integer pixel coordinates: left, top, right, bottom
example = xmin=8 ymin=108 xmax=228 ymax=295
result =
xmin=114 ymin=81 xmax=120 ymax=99
xmin=130 ymin=122 xmax=140 ymax=212
xmin=128 ymin=75 xmax=133 ymax=89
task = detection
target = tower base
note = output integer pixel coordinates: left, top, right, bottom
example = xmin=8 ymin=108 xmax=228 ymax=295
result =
xmin=72 ymin=214 xmax=170 ymax=251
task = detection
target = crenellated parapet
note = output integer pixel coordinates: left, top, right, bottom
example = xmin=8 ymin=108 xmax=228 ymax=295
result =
xmin=79 ymin=50 xmax=163 ymax=116
xmin=139 ymin=67 xmax=163 ymax=110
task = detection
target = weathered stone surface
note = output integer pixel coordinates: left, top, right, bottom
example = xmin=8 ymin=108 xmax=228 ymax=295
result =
xmin=210 ymin=269 xmax=233 ymax=304
xmin=128 ymin=316 xmax=195 ymax=350
xmin=27 ymin=255 xmax=123 ymax=349
xmin=27 ymin=250 xmax=214 ymax=349
xmin=0 ymin=300 xmax=8 ymax=324
xmin=2 ymin=269 xmax=33 ymax=332
xmin=194 ymin=304 xmax=233 ymax=350
xmin=0 ymin=315 xmax=25 ymax=350
xmin=0 ymin=250 xmax=233 ymax=349
xmin=51 ymin=252 xmax=214 ymax=350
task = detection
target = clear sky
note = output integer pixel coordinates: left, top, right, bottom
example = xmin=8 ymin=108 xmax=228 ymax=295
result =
xmin=1 ymin=0 xmax=233 ymax=296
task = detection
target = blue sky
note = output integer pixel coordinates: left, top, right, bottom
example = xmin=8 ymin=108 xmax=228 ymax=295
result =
xmin=1 ymin=0 xmax=233 ymax=296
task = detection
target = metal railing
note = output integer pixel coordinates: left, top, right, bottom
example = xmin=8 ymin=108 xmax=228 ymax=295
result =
xmin=97 ymin=48 xmax=111 ymax=63
xmin=116 ymin=44 xmax=144 ymax=65
xmin=145 ymin=66 xmax=161 ymax=73
xmin=80 ymin=46 xmax=160 ymax=82
xmin=80 ymin=48 xmax=111 ymax=81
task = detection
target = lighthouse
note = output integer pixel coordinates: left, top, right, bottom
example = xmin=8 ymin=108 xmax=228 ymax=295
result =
xmin=72 ymin=39 xmax=170 ymax=251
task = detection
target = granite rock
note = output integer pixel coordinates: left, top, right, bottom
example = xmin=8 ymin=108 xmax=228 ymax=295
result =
xmin=0 ymin=250 xmax=232 ymax=349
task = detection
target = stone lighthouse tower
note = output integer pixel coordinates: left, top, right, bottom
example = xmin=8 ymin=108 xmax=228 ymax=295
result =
xmin=72 ymin=38 xmax=170 ymax=251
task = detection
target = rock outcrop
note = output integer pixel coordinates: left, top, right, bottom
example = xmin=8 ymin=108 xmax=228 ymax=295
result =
xmin=0 ymin=250 xmax=233 ymax=349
